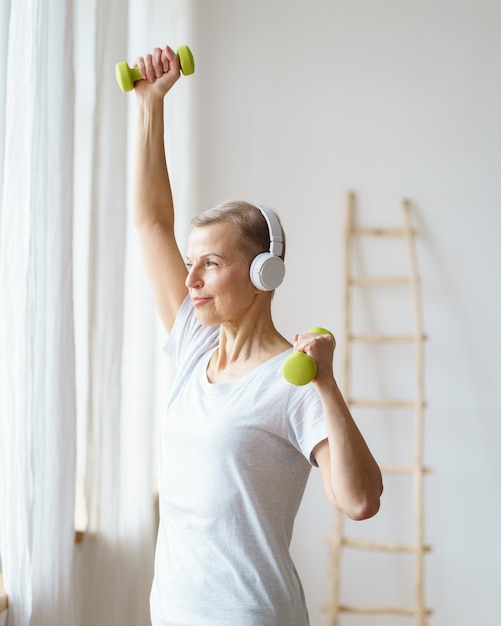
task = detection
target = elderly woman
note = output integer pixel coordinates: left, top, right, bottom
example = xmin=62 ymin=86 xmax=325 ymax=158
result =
xmin=132 ymin=44 xmax=383 ymax=626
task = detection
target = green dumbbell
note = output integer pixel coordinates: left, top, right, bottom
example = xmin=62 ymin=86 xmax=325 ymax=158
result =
xmin=115 ymin=45 xmax=195 ymax=92
xmin=282 ymin=327 xmax=335 ymax=386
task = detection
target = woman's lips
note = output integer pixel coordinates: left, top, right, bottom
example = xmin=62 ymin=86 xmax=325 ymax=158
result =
xmin=191 ymin=296 xmax=211 ymax=307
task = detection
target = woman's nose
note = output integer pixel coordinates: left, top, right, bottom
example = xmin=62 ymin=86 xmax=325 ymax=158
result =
xmin=185 ymin=267 xmax=203 ymax=288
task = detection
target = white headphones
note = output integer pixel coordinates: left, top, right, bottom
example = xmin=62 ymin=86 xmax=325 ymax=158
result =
xmin=249 ymin=205 xmax=286 ymax=291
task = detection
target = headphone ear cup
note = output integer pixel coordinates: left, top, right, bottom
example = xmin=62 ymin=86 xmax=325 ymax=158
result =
xmin=250 ymin=253 xmax=286 ymax=291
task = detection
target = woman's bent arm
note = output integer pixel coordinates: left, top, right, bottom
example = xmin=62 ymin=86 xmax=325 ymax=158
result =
xmin=294 ymin=331 xmax=383 ymax=520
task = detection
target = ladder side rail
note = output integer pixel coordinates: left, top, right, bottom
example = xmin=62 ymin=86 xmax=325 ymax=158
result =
xmin=330 ymin=192 xmax=355 ymax=626
xmin=327 ymin=510 xmax=344 ymax=626
xmin=402 ymin=199 xmax=428 ymax=626
xmin=328 ymin=191 xmax=356 ymax=626
xmin=343 ymin=192 xmax=355 ymax=399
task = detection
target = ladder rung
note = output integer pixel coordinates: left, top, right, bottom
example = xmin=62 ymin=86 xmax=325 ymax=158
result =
xmin=349 ymin=333 xmax=426 ymax=343
xmin=380 ymin=464 xmax=432 ymax=475
xmin=340 ymin=538 xmax=432 ymax=553
xmin=336 ymin=604 xmax=433 ymax=616
xmin=348 ymin=398 xmax=424 ymax=409
xmin=349 ymin=277 xmax=411 ymax=286
xmin=351 ymin=227 xmax=417 ymax=237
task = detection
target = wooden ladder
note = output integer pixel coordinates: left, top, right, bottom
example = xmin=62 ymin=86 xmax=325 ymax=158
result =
xmin=326 ymin=192 xmax=432 ymax=625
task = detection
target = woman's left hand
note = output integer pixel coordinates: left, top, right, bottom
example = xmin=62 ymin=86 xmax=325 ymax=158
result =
xmin=292 ymin=330 xmax=335 ymax=384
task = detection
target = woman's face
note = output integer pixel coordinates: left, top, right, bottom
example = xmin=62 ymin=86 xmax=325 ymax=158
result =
xmin=185 ymin=223 xmax=258 ymax=326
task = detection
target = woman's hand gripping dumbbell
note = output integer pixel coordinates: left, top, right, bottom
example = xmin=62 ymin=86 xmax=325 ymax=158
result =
xmin=115 ymin=44 xmax=194 ymax=92
xmin=282 ymin=327 xmax=336 ymax=386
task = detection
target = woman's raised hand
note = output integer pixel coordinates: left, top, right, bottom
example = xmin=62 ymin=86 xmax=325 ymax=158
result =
xmin=134 ymin=45 xmax=181 ymax=97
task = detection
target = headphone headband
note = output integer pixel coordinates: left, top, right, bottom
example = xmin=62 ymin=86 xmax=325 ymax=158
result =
xmin=255 ymin=205 xmax=284 ymax=258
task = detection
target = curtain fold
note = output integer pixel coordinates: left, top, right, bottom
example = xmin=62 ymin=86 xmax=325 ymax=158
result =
xmin=77 ymin=0 xmax=198 ymax=620
xmin=75 ymin=0 xmax=156 ymax=624
xmin=0 ymin=1 xmax=76 ymax=625
xmin=0 ymin=0 xmax=10 ymax=210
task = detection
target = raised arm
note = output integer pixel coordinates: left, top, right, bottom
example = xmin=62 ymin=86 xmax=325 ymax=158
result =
xmin=132 ymin=45 xmax=189 ymax=333
xmin=294 ymin=331 xmax=383 ymax=520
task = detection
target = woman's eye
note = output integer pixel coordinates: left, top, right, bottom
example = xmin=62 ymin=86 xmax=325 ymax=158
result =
xmin=185 ymin=259 xmax=219 ymax=270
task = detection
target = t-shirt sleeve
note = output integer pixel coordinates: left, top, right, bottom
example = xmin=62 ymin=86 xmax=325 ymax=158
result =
xmin=163 ymin=295 xmax=219 ymax=372
xmin=285 ymin=384 xmax=327 ymax=467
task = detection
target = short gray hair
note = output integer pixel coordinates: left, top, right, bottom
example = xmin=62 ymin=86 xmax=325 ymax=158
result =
xmin=191 ymin=200 xmax=286 ymax=264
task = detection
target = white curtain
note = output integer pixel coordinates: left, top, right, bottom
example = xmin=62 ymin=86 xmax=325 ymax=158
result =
xmin=1 ymin=0 xmax=195 ymax=623
xmin=75 ymin=0 xmax=198 ymax=621
xmin=0 ymin=0 xmax=9 ymax=208
xmin=73 ymin=0 xmax=157 ymax=623
xmin=0 ymin=1 xmax=77 ymax=626
xmin=75 ymin=10 xmax=195 ymax=626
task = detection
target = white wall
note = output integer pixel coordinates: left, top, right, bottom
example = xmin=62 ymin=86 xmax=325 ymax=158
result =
xmin=150 ymin=1 xmax=501 ymax=624
xmin=2 ymin=0 xmax=494 ymax=623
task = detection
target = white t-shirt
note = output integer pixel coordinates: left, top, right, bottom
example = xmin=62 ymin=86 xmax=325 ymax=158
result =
xmin=150 ymin=296 xmax=327 ymax=626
